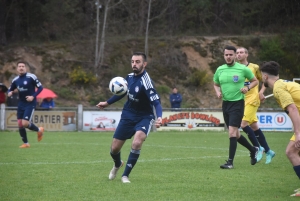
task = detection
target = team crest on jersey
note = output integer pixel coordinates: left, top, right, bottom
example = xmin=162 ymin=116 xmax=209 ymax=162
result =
xmin=135 ymin=86 xmax=139 ymax=92
xmin=232 ymin=75 xmax=239 ymax=82
xmin=23 ymin=81 xmax=27 ymax=85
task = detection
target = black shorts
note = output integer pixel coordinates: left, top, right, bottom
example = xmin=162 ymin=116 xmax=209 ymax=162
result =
xmin=222 ymin=99 xmax=244 ymax=128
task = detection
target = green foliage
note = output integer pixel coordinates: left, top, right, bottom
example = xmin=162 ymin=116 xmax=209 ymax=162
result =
xmin=259 ymin=38 xmax=285 ymax=62
xmin=156 ymin=85 xmax=170 ymax=95
xmin=282 ymin=30 xmax=300 ymax=51
xmin=185 ymin=68 xmax=209 ymax=87
xmin=88 ymin=94 xmax=103 ymax=106
xmin=55 ymin=87 xmax=79 ymax=101
xmin=209 ymin=57 xmax=224 ymax=73
xmin=157 ymin=42 xmax=167 ymax=48
xmin=69 ymin=66 xmax=97 ymax=85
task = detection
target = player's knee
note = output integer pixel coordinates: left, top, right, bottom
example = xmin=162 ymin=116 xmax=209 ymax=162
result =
xmin=17 ymin=119 xmax=23 ymax=128
xmin=240 ymin=121 xmax=248 ymax=128
xmin=110 ymin=144 xmax=122 ymax=154
xmin=131 ymin=140 xmax=143 ymax=149
xmin=285 ymin=147 xmax=296 ymax=159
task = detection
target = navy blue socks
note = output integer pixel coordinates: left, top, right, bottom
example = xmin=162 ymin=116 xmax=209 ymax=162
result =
xmin=122 ymin=149 xmax=140 ymax=177
xmin=19 ymin=127 xmax=28 ymax=143
xmin=110 ymin=151 xmax=122 ymax=168
xmin=242 ymin=126 xmax=260 ymax=147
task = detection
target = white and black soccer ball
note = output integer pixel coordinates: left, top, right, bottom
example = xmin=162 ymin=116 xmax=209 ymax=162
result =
xmin=109 ymin=77 xmax=128 ymax=96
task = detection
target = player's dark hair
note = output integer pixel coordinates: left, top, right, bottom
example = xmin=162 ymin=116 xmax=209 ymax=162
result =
xmin=224 ymin=45 xmax=236 ymax=53
xmin=132 ymin=52 xmax=147 ymax=62
xmin=259 ymin=61 xmax=279 ymax=76
xmin=17 ymin=61 xmax=27 ymax=66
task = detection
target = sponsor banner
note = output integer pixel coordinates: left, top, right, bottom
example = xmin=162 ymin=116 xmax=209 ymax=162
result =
xmin=257 ymin=112 xmax=292 ymax=131
xmin=5 ymin=111 xmax=76 ymax=131
xmin=158 ymin=111 xmax=224 ymax=131
xmin=83 ymin=111 xmax=121 ymax=131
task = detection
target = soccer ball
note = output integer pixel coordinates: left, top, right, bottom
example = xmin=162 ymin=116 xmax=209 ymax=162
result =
xmin=109 ymin=77 xmax=128 ymax=96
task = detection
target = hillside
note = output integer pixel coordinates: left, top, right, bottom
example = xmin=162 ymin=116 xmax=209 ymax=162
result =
xmin=0 ymin=36 xmax=278 ymax=109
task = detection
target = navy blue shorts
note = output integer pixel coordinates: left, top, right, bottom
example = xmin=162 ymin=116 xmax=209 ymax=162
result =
xmin=17 ymin=105 xmax=35 ymax=121
xmin=113 ymin=115 xmax=155 ymax=140
xmin=222 ymin=99 xmax=244 ymax=128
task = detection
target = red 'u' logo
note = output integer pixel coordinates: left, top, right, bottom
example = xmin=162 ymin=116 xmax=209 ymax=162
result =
xmin=277 ymin=116 xmax=283 ymax=123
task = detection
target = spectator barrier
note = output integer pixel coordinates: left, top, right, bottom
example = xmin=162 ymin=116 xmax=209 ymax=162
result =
xmin=0 ymin=104 xmax=293 ymax=132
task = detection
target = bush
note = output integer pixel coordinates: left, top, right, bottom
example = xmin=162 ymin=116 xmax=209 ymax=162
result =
xmin=55 ymin=87 xmax=79 ymax=101
xmin=69 ymin=66 xmax=97 ymax=85
xmin=156 ymin=85 xmax=170 ymax=95
xmin=185 ymin=68 xmax=209 ymax=87
xmin=259 ymin=38 xmax=285 ymax=62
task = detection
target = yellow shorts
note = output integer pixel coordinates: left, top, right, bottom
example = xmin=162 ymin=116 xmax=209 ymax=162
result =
xmin=242 ymin=104 xmax=258 ymax=124
xmin=291 ymin=134 xmax=295 ymax=141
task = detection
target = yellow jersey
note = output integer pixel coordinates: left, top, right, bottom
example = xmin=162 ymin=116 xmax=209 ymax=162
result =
xmin=244 ymin=63 xmax=262 ymax=106
xmin=273 ymin=79 xmax=300 ymax=113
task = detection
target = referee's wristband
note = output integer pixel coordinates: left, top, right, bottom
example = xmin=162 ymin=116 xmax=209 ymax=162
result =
xmin=247 ymin=85 xmax=250 ymax=91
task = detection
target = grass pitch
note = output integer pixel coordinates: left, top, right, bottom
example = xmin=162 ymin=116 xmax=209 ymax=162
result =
xmin=0 ymin=130 xmax=297 ymax=200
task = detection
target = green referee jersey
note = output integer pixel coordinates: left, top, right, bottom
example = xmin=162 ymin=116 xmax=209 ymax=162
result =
xmin=213 ymin=62 xmax=255 ymax=101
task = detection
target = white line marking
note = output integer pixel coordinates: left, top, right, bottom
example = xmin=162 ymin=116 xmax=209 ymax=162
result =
xmin=145 ymin=144 xmax=249 ymax=153
xmin=0 ymin=155 xmax=246 ymax=165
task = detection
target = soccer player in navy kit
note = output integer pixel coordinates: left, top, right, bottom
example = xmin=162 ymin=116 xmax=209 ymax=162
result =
xmin=96 ymin=52 xmax=163 ymax=183
xmin=7 ymin=61 xmax=44 ymax=148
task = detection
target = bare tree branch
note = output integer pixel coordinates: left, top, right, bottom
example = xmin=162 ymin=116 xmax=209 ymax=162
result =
xmin=108 ymin=0 xmax=123 ymax=9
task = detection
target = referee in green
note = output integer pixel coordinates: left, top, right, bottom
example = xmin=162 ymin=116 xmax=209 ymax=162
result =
xmin=213 ymin=45 xmax=259 ymax=169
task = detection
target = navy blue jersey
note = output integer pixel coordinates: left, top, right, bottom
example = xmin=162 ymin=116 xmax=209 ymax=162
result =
xmin=9 ymin=73 xmax=42 ymax=107
xmin=123 ymin=70 xmax=160 ymax=116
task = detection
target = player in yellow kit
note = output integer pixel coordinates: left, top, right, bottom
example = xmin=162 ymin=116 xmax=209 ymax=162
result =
xmin=259 ymin=61 xmax=300 ymax=196
xmin=236 ymin=47 xmax=275 ymax=164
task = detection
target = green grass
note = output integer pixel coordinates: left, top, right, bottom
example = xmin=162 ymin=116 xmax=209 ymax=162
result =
xmin=0 ymin=131 xmax=297 ymax=200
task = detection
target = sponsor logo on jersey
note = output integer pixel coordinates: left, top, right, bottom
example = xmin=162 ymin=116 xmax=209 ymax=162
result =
xmin=128 ymin=93 xmax=139 ymax=102
xmin=135 ymin=86 xmax=139 ymax=92
xmin=24 ymin=81 xmax=27 ymax=85
xmin=18 ymin=87 xmax=28 ymax=92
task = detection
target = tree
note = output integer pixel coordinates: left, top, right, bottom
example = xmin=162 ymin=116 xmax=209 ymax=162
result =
xmin=94 ymin=0 xmax=123 ymax=75
xmin=145 ymin=0 xmax=170 ymax=57
xmin=0 ymin=0 xmax=7 ymax=45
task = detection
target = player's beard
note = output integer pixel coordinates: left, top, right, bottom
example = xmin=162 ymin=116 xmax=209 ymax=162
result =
xmin=226 ymin=60 xmax=235 ymax=66
xmin=263 ymin=81 xmax=269 ymax=88
xmin=132 ymin=66 xmax=143 ymax=75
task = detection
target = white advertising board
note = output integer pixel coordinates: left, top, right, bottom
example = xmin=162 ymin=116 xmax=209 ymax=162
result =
xmin=256 ymin=112 xmax=292 ymax=131
xmin=82 ymin=111 xmax=122 ymax=131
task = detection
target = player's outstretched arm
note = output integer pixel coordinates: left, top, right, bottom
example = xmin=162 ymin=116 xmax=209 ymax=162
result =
xmin=155 ymin=117 xmax=162 ymax=128
xmin=96 ymin=101 xmax=109 ymax=110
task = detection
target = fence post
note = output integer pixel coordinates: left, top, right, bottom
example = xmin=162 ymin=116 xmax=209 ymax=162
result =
xmin=78 ymin=104 xmax=83 ymax=132
xmin=0 ymin=104 xmax=4 ymax=131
